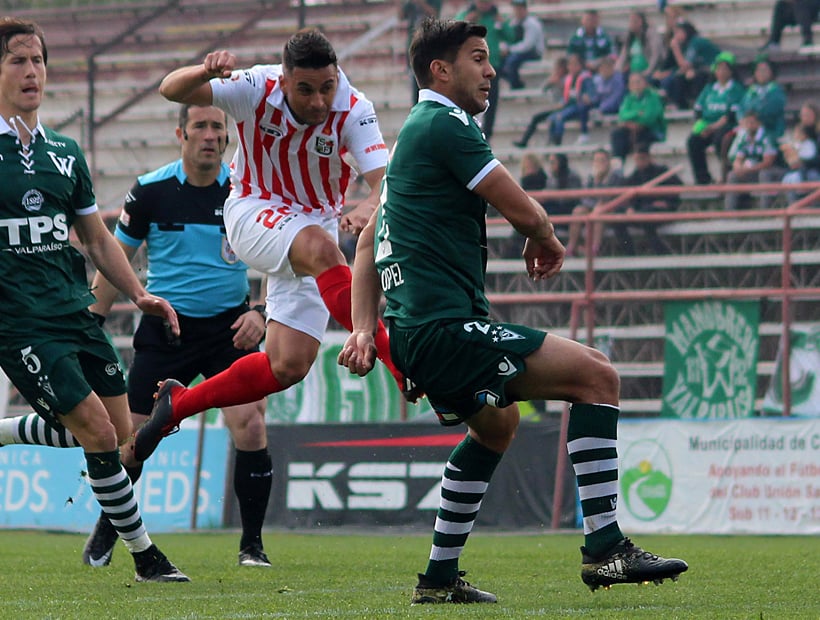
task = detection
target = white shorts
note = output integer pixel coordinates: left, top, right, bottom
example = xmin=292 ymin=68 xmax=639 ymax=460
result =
xmin=223 ymin=196 xmax=339 ymax=342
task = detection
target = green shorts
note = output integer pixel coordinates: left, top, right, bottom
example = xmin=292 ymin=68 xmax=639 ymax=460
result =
xmin=0 ymin=310 xmax=126 ymax=428
xmin=389 ymin=318 xmax=546 ymax=425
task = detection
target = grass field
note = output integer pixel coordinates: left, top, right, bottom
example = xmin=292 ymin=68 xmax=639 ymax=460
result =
xmin=0 ymin=530 xmax=817 ymax=619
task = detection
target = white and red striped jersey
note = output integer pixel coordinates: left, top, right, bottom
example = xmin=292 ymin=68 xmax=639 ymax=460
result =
xmin=211 ymin=64 xmax=388 ymax=217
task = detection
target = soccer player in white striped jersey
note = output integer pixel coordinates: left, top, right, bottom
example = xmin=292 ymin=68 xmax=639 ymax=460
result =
xmin=131 ymin=29 xmax=407 ymax=461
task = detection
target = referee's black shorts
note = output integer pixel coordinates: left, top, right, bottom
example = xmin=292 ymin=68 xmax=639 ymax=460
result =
xmin=127 ymin=304 xmax=259 ymax=415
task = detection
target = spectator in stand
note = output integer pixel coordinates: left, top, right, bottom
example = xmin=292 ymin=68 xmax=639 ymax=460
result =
xmin=520 ymin=151 xmax=548 ymax=190
xmin=725 ymin=109 xmax=784 ymax=210
xmin=566 ymin=148 xmax=624 ymax=257
xmin=616 ymin=11 xmax=664 ymax=80
xmin=663 ymin=20 xmax=721 ymax=109
xmin=499 ymin=0 xmax=545 ymax=90
xmin=539 ymin=153 xmax=582 ymax=216
xmin=720 ymin=59 xmax=787 ymax=180
xmin=456 ymin=0 xmax=516 ymax=142
xmin=611 ymin=71 xmax=666 ymax=164
xmin=613 ymin=142 xmax=682 ymax=255
xmin=779 ymin=121 xmax=820 ymax=203
xmin=686 ymin=51 xmax=745 ymax=184
xmin=592 ymin=54 xmax=626 ymax=116
xmin=566 ymin=9 xmax=613 ymax=71
xmin=539 ymin=55 xmax=568 ymax=102
xmin=400 ymin=0 xmax=443 ymax=104
xmin=651 ymin=5 xmax=687 ymax=91
xmin=761 ymin=0 xmax=820 ymax=50
xmin=798 ymin=101 xmax=820 ymax=133
xmin=737 ymin=59 xmax=788 ymax=138
xmin=513 ymin=53 xmax=595 ymax=147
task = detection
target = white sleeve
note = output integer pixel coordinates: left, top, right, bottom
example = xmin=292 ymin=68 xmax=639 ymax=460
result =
xmin=211 ymin=66 xmax=266 ymax=121
xmin=341 ymin=98 xmax=389 ymax=174
xmin=510 ymin=18 xmax=543 ymax=55
xmin=797 ymin=139 xmax=817 ymax=160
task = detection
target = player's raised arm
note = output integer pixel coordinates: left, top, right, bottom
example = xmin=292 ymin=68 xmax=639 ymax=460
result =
xmin=159 ymin=50 xmax=236 ymax=105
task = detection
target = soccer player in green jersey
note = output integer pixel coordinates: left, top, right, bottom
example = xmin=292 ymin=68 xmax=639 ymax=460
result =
xmin=0 ymin=17 xmax=188 ymax=582
xmin=339 ymin=18 xmax=689 ymax=604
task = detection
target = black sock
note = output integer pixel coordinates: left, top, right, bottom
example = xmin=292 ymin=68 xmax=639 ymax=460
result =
xmin=234 ymin=448 xmax=273 ymax=550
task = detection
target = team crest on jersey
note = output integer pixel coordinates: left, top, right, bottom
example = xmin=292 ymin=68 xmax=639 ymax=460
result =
xmin=22 ymin=189 xmax=45 ymax=212
xmin=221 ymin=236 xmax=240 ymax=264
xmin=491 ymin=325 xmax=525 ymax=342
xmin=314 ymin=136 xmax=335 ymax=156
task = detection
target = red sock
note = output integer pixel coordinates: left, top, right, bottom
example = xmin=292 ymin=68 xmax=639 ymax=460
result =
xmin=173 ymin=352 xmax=283 ymax=420
xmin=316 ymin=264 xmax=403 ymax=387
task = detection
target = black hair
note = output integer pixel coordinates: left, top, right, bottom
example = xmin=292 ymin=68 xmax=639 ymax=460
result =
xmin=283 ymin=28 xmax=337 ymax=72
xmin=800 ymin=123 xmax=818 ymax=142
xmin=626 ymin=11 xmax=649 ymax=52
xmin=753 ymin=58 xmax=777 ymax=81
xmin=409 ymin=18 xmax=487 ymax=89
xmin=634 ymin=142 xmax=652 ymax=155
xmin=0 ymin=17 xmax=47 ymax=66
xmin=550 ymin=152 xmax=571 ymax=188
xmin=674 ymin=21 xmax=698 ymax=42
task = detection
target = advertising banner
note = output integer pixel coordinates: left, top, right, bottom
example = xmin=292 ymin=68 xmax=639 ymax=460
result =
xmin=234 ymin=422 xmax=576 ymax=530
xmin=0 ymin=427 xmax=229 ymax=532
xmin=661 ymin=300 xmax=760 ymax=419
xmin=617 ymin=418 xmax=820 ymax=534
xmin=762 ymin=324 xmax=820 ymax=417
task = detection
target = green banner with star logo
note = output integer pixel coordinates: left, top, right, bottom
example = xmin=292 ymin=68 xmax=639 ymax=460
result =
xmin=661 ymin=300 xmax=760 ymax=419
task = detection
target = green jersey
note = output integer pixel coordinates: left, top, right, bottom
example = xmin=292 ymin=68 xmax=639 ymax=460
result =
xmin=376 ymin=90 xmax=500 ymax=328
xmin=693 ymin=78 xmax=745 ymax=125
xmin=0 ymin=118 xmax=97 ymax=332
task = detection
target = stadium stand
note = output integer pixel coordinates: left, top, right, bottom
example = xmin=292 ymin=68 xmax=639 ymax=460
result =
xmin=4 ymin=0 xmax=819 ymax=419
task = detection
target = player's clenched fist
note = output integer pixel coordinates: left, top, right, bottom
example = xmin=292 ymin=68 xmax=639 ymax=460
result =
xmin=202 ymin=50 xmax=236 ymax=79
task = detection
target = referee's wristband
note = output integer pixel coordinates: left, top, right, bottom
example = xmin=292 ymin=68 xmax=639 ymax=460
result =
xmin=252 ymin=304 xmax=266 ymax=317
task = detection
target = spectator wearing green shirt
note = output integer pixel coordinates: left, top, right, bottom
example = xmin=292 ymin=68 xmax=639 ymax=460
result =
xmin=719 ymin=59 xmax=787 ymax=180
xmin=456 ymin=0 xmax=515 ymax=142
xmin=737 ymin=59 xmax=788 ymax=138
xmin=686 ymin=51 xmax=745 ymax=184
xmin=611 ymin=71 xmax=666 ymax=164
xmin=566 ymin=9 xmax=613 ymax=71
xmin=663 ymin=20 xmax=721 ymax=109
xmin=725 ymin=109 xmax=784 ymax=210
xmin=615 ymin=11 xmax=664 ymax=80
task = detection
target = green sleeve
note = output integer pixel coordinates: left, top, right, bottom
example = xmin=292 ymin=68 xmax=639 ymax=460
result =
xmin=618 ymin=95 xmax=638 ymax=122
xmin=501 ymin=19 xmax=517 ymax=43
xmin=430 ymin=109 xmax=495 ymax=188
xmin=566 ymin=35 xmax=583 ymax=57
xmin=645 ymin=90 xmax=666 ymax=135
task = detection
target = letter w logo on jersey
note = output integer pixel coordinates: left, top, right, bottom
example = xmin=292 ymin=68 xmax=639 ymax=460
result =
xmin=46 ymin=151 xmax=75 ymax=177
